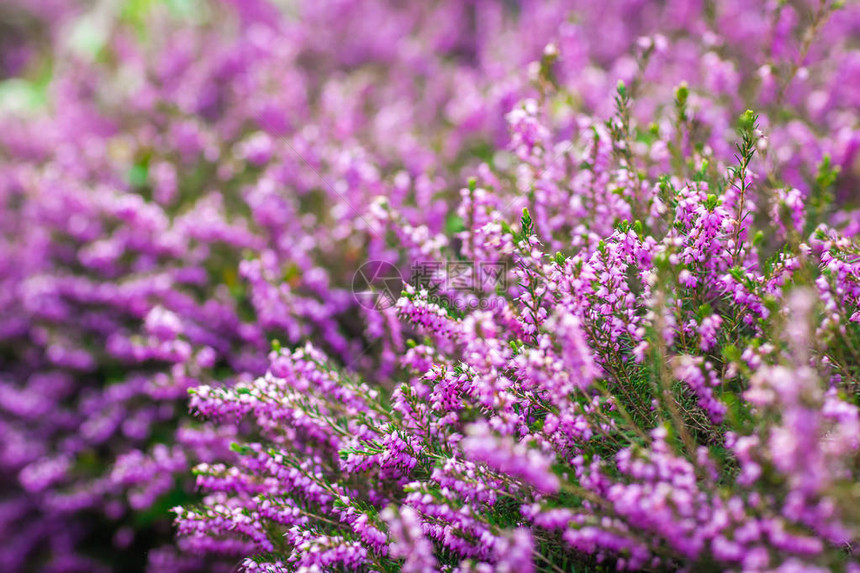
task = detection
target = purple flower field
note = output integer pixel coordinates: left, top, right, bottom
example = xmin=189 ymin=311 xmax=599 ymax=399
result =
xmin=2 ymin=0 xmax=860 ymax=571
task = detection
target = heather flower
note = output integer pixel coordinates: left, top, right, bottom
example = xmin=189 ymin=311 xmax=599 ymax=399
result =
xmin=177 ymin=26 xmax=860 ymax=568
xmin=3 ymin=0 xmax=860 ymax=571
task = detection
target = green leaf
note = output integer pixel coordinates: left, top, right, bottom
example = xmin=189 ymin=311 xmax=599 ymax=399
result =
xmin=445 ymin=214 xmax=465 ymax=234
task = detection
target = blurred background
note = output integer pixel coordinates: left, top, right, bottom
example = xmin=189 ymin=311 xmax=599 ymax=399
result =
xmin=2 ymin=1 xmax=859 ymax=571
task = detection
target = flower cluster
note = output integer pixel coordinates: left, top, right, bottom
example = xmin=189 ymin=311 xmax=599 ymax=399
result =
xmin=3 ymin=0 xmax=860 ymax=571
xmin=0 ymin=0 xmax=550 ymax=570
xmin=176 ymin=1 xmax=860 ymax=571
